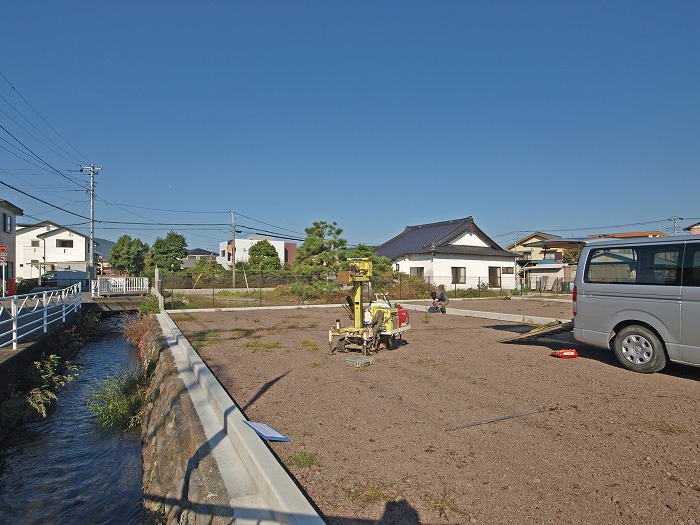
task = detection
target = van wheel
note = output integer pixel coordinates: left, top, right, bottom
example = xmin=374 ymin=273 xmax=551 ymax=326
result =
xmin=613 ymin=326 xmax=667 ymax=373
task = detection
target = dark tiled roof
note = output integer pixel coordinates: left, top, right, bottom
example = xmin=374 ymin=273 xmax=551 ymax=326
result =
xmin=434 ymin=245 xmax=516 ymax=258
xmin=188 ymin=248 xmax=217 ymax=256
xmin=376 ymin=216 xmax=514 ymax=260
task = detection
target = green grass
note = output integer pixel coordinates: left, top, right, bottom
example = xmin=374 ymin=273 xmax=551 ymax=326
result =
xmin=424 ymin=488 xmax=465 ymax=520
xmin=242 ymin=340 xmax=282 ymax=353
xmin=288 ymin=451 xmax=317 ymax=468
xmin=301 ymin=338 xmax=319 ymax=351
xmin=87 ymin=367 xmax=146 ymax=430
xmin=345 ymin=480 xmax=395 ymax=506
xmin=191 ymin=329 xmax=220 ymax=348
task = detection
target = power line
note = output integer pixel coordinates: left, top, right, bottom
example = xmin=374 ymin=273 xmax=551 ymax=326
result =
xmin=0 ymin=70 xmax=91 ymax=164
xmin=0 ymin=101 xmax=84 ymax=166
xmin=0 ymin=123 xmax=87 ymax=189
xmin=0 ymin=179 xmax=91 ymax=220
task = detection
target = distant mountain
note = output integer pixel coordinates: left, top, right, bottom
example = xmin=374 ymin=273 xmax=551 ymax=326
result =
xmin=94 ymin=237 xmax=116 ymax=259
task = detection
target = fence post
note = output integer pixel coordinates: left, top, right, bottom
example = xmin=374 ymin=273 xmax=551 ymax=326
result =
xmin=399 ymin=273 xmax=402 ymax=300
xmin=478 ymin=277 xmax=481 ymax=298
xmin=62 ymin=289 xmax=66 ymax=322
xmin=259 ymin=267 xmax=263 ymax=307
xmin=43 ymin=291 xmax=48 ymax=333
xmin=11 ymin=295 xmax=18 ymax=350
xmin=212 ymin=285 xmax=215 ymax=309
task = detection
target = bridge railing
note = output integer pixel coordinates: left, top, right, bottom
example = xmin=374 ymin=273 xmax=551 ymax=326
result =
xmin=91 ymin=277 xmax=149 ymax=298
xmin=0 ymin=283 xmax=82 ymax=350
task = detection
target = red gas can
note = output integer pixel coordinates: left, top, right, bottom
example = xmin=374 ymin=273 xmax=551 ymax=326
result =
xmin=397 ymin=306 xmax=409 ymax=328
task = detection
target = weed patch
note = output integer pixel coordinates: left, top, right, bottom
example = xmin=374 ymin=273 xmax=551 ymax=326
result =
xmin=87 ymin=367 xmax=145 ymax=430
xmin=243 ymin=340 xmax=282 ymax=353
xmin=191 ymin=329 xmax=220 ymax=348
xmin=424 ymin=488 xmax=465 ymax=520
xmin=345 ymin=480 xmax=396 ymax=506
xmin=301 ymin=339 xmax=319 ymax=351
xmin=288 ymin=451 xmax=317 ymax=468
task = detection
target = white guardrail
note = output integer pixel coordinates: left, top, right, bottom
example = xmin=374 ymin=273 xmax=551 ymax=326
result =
xmin=91 ymin=277 xmax=149 ymax=298
xmin=0 ymin=283 xmax=82 ymax=350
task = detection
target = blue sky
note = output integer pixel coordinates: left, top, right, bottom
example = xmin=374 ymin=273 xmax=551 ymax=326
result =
xmin=1 ymin=1 xmax=698 ymax=253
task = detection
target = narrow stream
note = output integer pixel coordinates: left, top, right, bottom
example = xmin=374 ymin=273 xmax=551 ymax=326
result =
xmin=0 ymin=321 xmax=143 ymax=524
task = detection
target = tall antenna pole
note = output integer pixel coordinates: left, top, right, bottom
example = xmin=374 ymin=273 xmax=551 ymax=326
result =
xmin=81 ymin=164 xmax=102 ymax=281
xmin=230 ymin=210 xmax=236 ymax=290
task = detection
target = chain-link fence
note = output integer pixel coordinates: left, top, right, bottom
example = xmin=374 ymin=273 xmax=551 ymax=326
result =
xmin=158 ymin=271 xmax=521 ymax=310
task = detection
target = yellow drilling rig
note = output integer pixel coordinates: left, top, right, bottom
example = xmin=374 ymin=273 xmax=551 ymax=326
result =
xmin=328 ymin=258 xmax=410 ymax=356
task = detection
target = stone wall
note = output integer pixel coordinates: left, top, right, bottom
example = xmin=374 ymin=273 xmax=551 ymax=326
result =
xmin=141 ymin=344 xmax=233 ymax=524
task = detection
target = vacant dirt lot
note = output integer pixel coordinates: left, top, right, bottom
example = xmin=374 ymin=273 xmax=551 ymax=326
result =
xmin=171 ymin=297 xmax=700 ymax=525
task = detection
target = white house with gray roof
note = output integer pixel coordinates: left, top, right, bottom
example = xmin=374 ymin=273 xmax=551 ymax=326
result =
xmin=16 ymin=221 xmax=89 ymax=282
xmin=376 ymin=216 xmax=518 ymax=290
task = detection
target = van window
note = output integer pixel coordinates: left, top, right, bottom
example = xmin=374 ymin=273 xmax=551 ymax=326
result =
xmin=683 ymin=244 xmax=700 ymax=287
xmin=585 ymin=244 xmax=683 ymax=285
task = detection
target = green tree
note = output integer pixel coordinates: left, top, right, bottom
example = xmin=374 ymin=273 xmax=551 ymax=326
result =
xmin=109 ymin=235 xmax=149 ymax=275
xmin=562 ymin=249 xmax=580 ymax=263
xmin=149 ymin=231 xmax=188 ymax=271
xmin=293 ymin=221 xmax=347 ymax=279
xmin=191 ymin=257 xmax=227 ymax=277
xmin=248 ymin=239 xmax=282 ymax=271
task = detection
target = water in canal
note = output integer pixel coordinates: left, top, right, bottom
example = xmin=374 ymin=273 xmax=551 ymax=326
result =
xmin=0 ymin=321 xmax=143 ymax=524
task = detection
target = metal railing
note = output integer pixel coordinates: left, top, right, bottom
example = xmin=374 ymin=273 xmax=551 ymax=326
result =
xmin=91 ymin=277 xmax=150 ymax=297
xmin=0 ymin=283 xmax=82 ymax=350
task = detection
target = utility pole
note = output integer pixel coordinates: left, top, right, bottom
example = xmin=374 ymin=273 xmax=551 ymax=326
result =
xmin=668 ymin=216 xmax=684 ymax=236
xmin=230 ymin=210 xmax=236 ymax=290
xmin=81 ymin=164 xmax=102 ymax=281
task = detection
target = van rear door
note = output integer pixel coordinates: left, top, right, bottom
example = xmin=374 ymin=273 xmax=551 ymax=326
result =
xmin=681 ymin=242 xmax=700 ymax=365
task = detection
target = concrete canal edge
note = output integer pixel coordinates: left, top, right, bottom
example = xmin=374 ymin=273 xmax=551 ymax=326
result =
xmin=155 ymin=312 xmax=326 ymax=525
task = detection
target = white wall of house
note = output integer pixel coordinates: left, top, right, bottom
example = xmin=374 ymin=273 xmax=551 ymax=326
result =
xmin=450 ymin=232 xmax=489 ymax=247
xmin=16 ymin=224 xmax=88 ymax=280
xmin=394 ymin=253 xmax=517 ymax=290
xmin=216 ymin=237 xmax=286 ymax=269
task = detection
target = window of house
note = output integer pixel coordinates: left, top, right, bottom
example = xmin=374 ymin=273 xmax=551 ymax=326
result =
xmin=543 ymin=251 xmax=556 ymax=260
xmin=3 ymin=213 xmax=12 ymax=233
xmin=488 ymin=266 xmax=501 ymax=288
xmin=56 ymin=239 xmax=73 ymax=248
xmin=502 ymin=267 xmax=514 ymax=274
xmin=31 ymin=240 xmax=39 ymax=247
xmin=451 ymin=267 xmax=466 ymax=284
xmin=410 ymin=267 xmax=424 ymax=279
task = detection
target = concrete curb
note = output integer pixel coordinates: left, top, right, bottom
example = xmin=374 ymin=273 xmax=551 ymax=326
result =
xmin=157 ymin=312 xmax=326 ymax=525
xmin=397 ymin=302 xmax=571 ymax=325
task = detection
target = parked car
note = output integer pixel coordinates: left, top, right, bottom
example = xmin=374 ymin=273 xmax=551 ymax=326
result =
xmin=573 ymin=235 xmax=700 ymax=373
xmin=40 ymin=273 xmax=58 ymax=287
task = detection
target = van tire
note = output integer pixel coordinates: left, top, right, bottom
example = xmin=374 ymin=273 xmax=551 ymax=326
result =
xmin=613 ymin=326 xmax=667 ymax=373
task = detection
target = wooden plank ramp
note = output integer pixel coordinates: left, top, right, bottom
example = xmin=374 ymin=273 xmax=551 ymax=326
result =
xmin=498 ymin=320 xmax=574 ymax=344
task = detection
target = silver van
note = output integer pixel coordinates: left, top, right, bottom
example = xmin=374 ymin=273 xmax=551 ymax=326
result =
xmin=573 ymin=236 xmax=700 ymax=373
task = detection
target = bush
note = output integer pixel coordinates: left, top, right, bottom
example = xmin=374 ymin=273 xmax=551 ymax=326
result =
xmin=16 ymin=278 xmax=37 ymax=295
xmin=139 ymin=294 xmax=160 ymax=315
xmin=87 ymin=367 xmax=145 ymax=430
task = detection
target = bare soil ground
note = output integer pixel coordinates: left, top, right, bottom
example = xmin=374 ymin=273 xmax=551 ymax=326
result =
xmin=170 ymin=297 xmax=700 ymax=525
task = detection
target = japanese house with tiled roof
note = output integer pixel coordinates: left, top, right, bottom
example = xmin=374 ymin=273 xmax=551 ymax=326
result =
xmin=375 ymin=216 xmax=518 ymax=290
